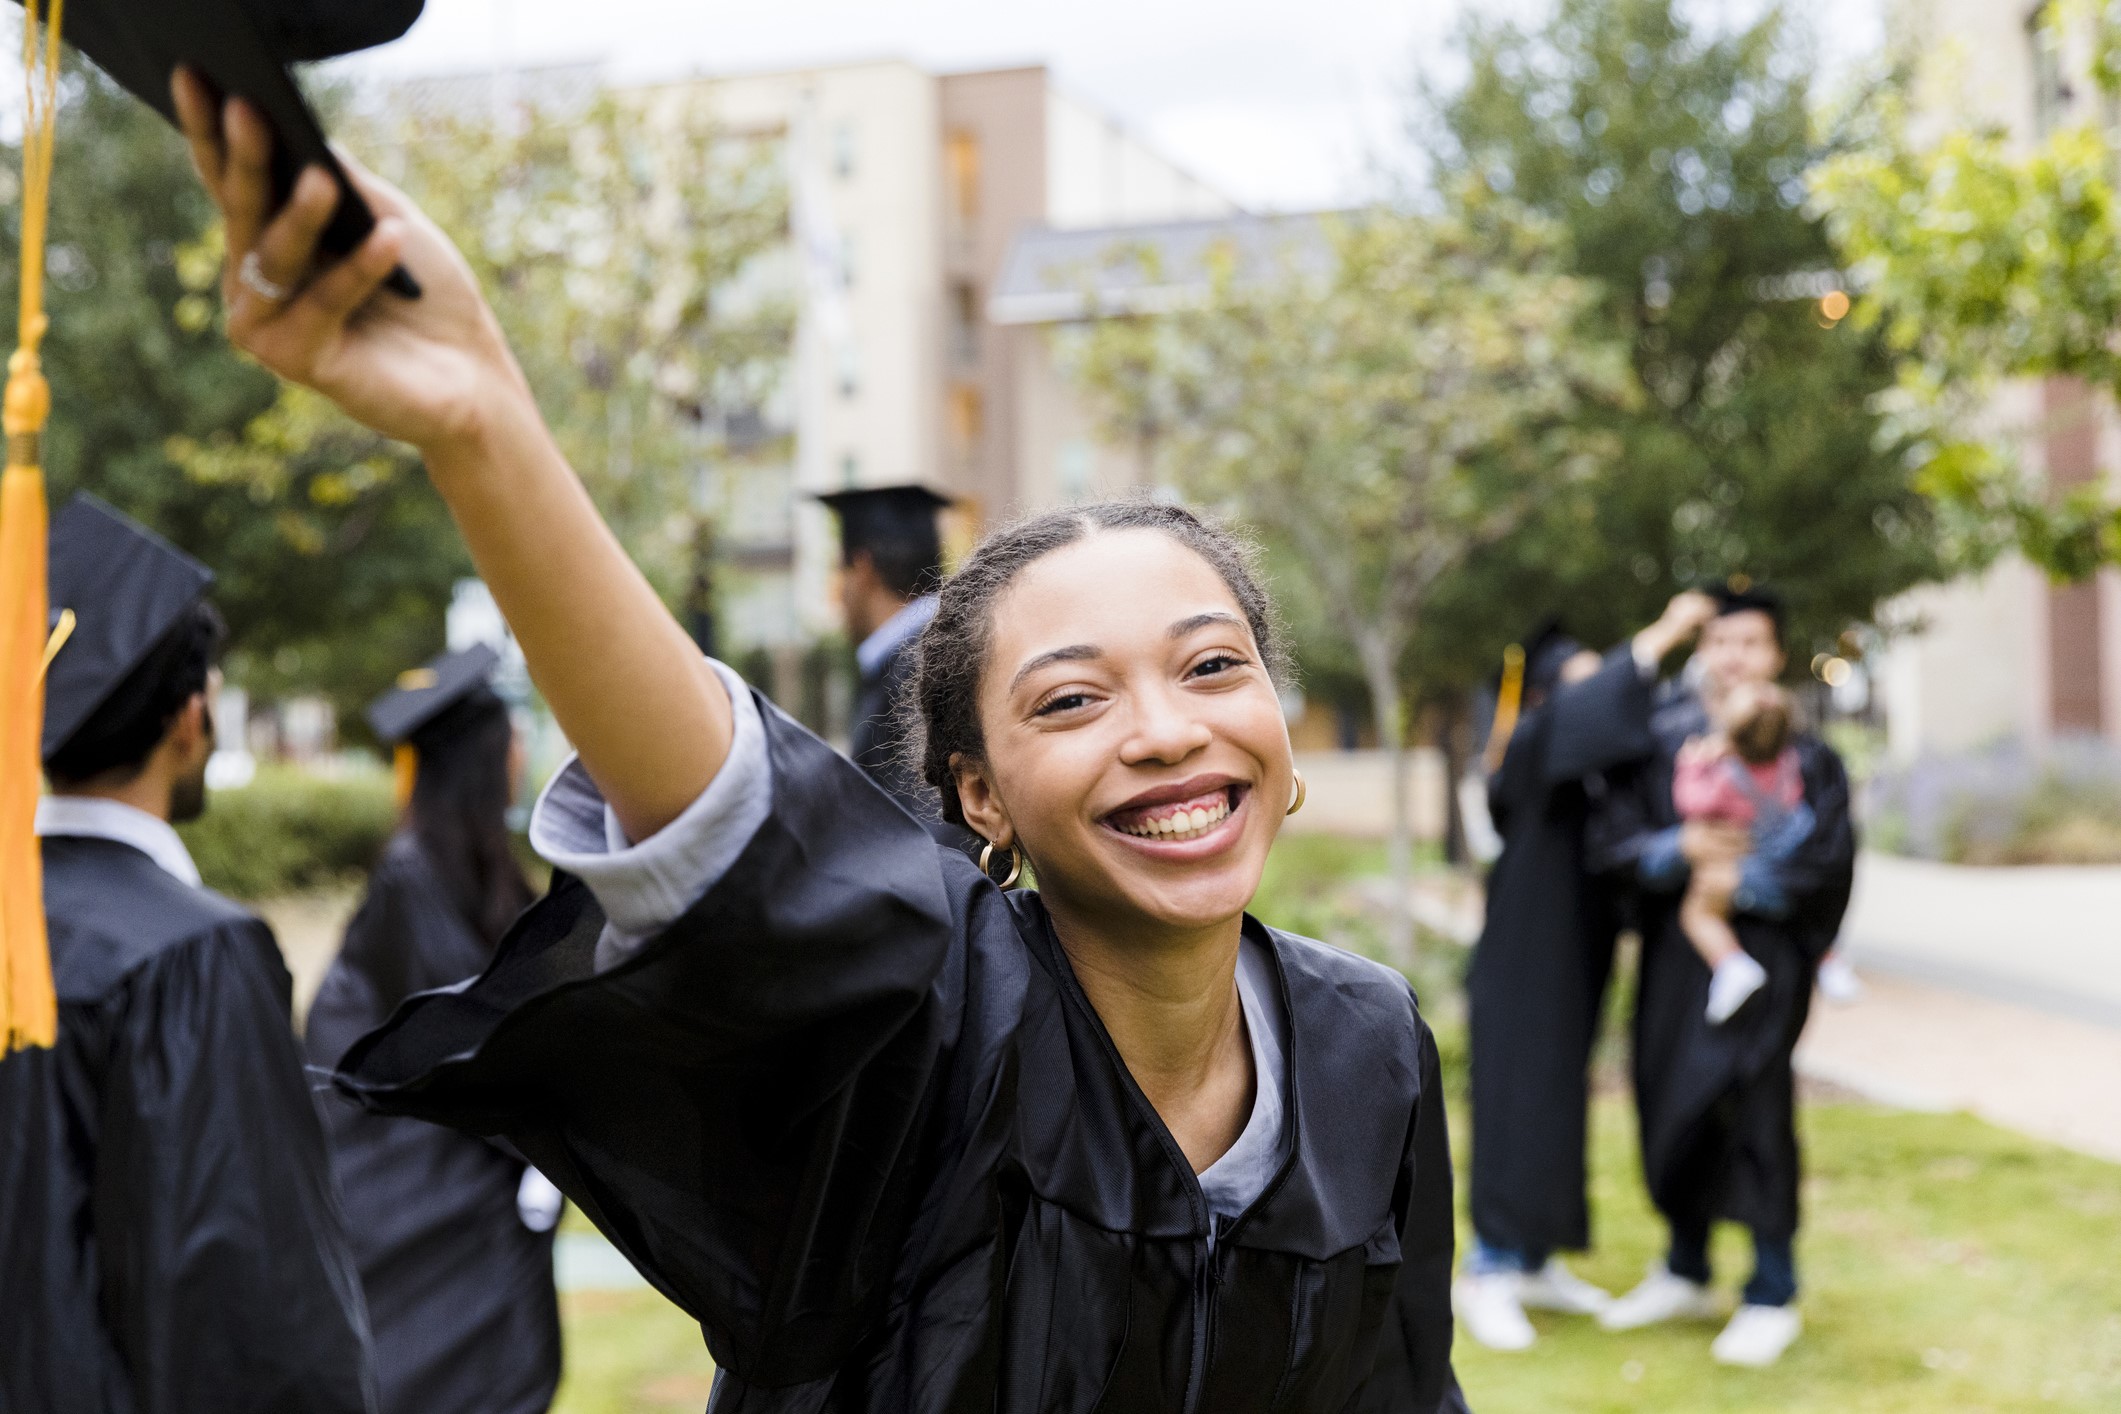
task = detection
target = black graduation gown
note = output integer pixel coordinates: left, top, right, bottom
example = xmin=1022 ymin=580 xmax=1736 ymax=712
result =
xmin=336 ymin=693 xmax=1469 ymax=1413
xmin=305 ymin=834 xmax=561 ymax=1414
xmin=849 ymin=633 xmax=929 ymax=818
xmin=1466 ymin=652 xmax=1653 ymax=1258
xmin=1588 ymin=687 xmax=1857 ymax=1243
xmin=0 ymin=836 xmax=375 ymax=1414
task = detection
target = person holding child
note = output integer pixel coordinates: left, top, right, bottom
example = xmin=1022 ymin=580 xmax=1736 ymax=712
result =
xmin=1584 ymin=584 xmax=1857 ymax=1367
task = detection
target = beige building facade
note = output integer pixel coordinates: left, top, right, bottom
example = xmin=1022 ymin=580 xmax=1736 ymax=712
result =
xmin=1877 ymin=0 xmax=2121 ymax=757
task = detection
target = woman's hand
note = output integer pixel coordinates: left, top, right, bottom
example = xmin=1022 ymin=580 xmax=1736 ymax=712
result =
xmin=170 ymin=69 xmax=730 ymax=842
xmin=172 ymin=71 xmax=527 ymax=459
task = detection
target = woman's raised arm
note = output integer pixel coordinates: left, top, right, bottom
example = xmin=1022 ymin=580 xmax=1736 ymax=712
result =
xmin=171 ymin=73 xmax=728 ymax=842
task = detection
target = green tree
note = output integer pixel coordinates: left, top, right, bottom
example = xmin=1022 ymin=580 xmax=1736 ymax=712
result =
xmin=1419 ymin=0 xmax=1947 ymax=677
xmin=1810 ymin=3 xmax=2121 ymax=580
xmin=184 ymin=83 xmax=796 ymax=644
xmin=0 ymin=67 xmax=466 ymax=715
xmin=1067 ymin=202 xmax=1633 ymax=960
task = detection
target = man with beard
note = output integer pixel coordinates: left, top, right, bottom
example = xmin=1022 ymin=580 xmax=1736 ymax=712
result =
xmin=1589 ymin=585 xmax=1857 ymax=1369
xmin=0 ymin=495 xmax=374 ymax=1412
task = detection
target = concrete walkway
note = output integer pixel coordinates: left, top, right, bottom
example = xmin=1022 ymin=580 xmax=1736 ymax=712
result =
xmin=1836 ymin=852 xmax=2121 ymax=1028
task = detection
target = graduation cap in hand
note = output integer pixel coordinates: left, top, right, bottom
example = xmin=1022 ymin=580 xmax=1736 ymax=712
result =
xmin=8 ymin=0 xmax=426 ymax=295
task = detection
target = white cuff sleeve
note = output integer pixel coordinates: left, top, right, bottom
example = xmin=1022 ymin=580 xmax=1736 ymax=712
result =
xmin=527 ymin=658 xmax=772 ymax=969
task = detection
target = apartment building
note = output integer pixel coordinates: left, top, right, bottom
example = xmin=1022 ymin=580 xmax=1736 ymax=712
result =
xmin=1874 ymin=1 xmax=2121 ymax=755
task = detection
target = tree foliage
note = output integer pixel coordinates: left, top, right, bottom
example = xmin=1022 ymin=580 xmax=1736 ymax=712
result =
xmin=1420 ymin=0 xmax=1946 ymax=676
xmin=1811 ymin=3 xmax=2121 ymax=580
xmin=0 ymin=67 xmax=465 ymax=713
xmin=176 ymin=82 xmax=795 ymax=717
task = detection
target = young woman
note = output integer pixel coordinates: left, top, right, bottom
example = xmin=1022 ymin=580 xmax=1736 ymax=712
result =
xmin=304 ymin=646 xmax=560 ymax=1414
xmin=173 ymin=75 xmax=1467 ymax=1412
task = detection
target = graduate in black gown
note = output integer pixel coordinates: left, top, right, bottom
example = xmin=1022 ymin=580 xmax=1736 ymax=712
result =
xmin=1454 ymin=598 xmax=1720 ymax=1351
xmin=175 ymin=93 xmax=1470 ymax=1408
xmin=0 ymin=495 xmax=374 ymax=1413
xmin=819 ymin=485 xmax=958 ymax=822
xmin=305 ymin=645 xmax=560 ymax=1414
xmin=1588 ymin=587 xmax=1856 ymax=1368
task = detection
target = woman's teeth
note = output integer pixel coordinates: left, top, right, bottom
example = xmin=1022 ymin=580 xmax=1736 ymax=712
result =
xmin=1115 ymin=794 xmax=1232 ymax=842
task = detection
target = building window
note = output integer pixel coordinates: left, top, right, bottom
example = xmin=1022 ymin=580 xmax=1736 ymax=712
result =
xmin=949 ymin=385 xmax=984 ymax=450
xmin=837 ymin=343 xmax=862 ymax=400
xmin=833 ymin=119 xmax=858 ymax=180
xmin=1058 ymin=439 xmax=1094 ymax=502
xmin=946 ymin=130 xmax=981 ymax=224
xmin=2029 ymin=3 xmax=2071 ymax=136
xmin=951 ymin=281 xmax=980 ymax=367
xmin=840 ymin=452 xmax=860 ymax=486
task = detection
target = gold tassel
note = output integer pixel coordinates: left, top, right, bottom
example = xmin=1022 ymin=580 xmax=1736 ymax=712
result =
xmin=1483 ymin=644 xmax=1526 ymax=776
xmin=392 ymin=743 xmax=418 ymax=812
xmin=2 ymin=0 xmax=67 ymax=1056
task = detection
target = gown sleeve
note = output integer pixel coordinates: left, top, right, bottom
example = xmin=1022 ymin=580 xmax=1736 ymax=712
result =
xmin=1541 ymin=646 xmax=1658 ymax=785
xmin=1738 ymin=740 xmax=1857 ymax=957
xmin=102 ymin=922 xmax=375 ymax=1414
xmin=334 ymin=689 xmax=960 ymax=1387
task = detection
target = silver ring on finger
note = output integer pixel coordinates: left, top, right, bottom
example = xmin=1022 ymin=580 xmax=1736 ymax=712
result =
xmin=238 ymin=250 xmax=294 ymax=304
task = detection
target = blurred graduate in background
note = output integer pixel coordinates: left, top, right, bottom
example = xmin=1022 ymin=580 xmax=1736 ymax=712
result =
xmin=305 ymin=646 xmax=562 ymax=1414
xmin=1453 ymin=599 xmax=1715 ymax=1351
xmin=0 ymin=497 xmax=373 ymax=1412
xmin=819 ymin=485 xmax=956 ymax=822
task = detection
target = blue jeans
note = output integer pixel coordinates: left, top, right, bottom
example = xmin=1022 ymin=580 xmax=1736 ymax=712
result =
xmin=1668 ymin=1222 xmax=1797 ymax=1307
xmin=1469 ymin=1236 xmax=1550 ymax=1277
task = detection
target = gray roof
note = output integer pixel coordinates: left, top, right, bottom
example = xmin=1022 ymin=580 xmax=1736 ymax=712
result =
xmin=988 ymin=211 xmax=1344 ymax=325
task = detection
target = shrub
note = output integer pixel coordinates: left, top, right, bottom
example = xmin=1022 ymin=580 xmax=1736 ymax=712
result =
xmin=1867 ymin=738 xmax=2121 ymax=865
xmin=178 ymin=765 xmax=398 ymax=900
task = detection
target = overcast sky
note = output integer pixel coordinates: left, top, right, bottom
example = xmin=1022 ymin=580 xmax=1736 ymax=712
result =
xmin=344 ymin=0 xmax=1885 ymax=212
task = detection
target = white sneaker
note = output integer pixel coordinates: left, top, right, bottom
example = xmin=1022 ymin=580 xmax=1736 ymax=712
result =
xmin=1598 ymin=1266 xmax=1722 ymax=1330
xmin=1453 ymin=1272 xmax=1537 ymax=1351
xmin=1712 ymin=1303 xmax=1802 ymax=1366
xmin=1706 ymin=952 xmax=1769 ymax=1024
xmin=1516 ymin=1257 xmax=1614 ymax=1315
xmin=1817 ymin=953 xmax=1865 ymax=1004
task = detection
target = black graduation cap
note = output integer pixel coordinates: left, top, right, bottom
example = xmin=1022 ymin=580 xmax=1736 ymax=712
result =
xmin=815 ymin=485 xmax=951 ymax=559
xmin=42 ymin=494 xmax=214 ymax=763
xmin=1517 ymin=617 xmax=1587 ymax=699
xmin=365 ymin=644 xmax=501 ymax=746
xmin=17 ymin=0 xmax=425 ymax=294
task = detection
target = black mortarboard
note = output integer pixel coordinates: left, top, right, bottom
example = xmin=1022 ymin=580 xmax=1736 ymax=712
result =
xmin=42 ymin=494 xmax=214 ymax=763
xmin=815 ymin=485 xmax=951 ymax=558
xmin=365 ymin=644 xmax=501 ymax=746
xmin=18 ymin=0 xmax=425 ymax=293
xmin=1518 ymin=618 xmax=1586 ymax=699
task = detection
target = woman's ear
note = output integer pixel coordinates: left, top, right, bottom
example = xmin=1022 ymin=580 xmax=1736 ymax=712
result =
xmin=950 ymin=752 xmax=1012 ymax=848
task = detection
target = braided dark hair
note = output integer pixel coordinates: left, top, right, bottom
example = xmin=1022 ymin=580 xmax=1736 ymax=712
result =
xmin=911 ymin=499 xmax=1288 ymax=828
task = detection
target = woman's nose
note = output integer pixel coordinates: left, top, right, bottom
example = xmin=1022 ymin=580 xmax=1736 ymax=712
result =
xmin=1118 ymin=685 xmax=1212 ymax=765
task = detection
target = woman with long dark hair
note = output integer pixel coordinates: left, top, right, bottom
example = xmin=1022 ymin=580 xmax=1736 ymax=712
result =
xmin=305 ymin=645 xmax=559 ymax=1414
xmin=180 ymin=77 xmax=1465 ymax=1412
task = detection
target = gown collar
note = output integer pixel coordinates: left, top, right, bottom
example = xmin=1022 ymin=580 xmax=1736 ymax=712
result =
xmin=35 ymin=794 xmax=202 ymax=888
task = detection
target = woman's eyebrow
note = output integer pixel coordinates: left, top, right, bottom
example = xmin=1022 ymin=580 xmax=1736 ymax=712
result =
xmin=1169 ymin=611 xmax=1244 ymax=639
xmin=1010 ymin=643 xmax=1100 ymax=692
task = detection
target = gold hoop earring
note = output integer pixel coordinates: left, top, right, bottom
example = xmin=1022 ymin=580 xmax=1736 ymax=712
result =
xmin=1287 ymin=770 xmax=1307 ymax=817
xmin=978 ymin=840 xmax=1023 ymax=890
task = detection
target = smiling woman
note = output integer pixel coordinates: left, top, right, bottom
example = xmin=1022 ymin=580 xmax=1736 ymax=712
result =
xmin=170 ymin=72 xmax=1467 ymax=1414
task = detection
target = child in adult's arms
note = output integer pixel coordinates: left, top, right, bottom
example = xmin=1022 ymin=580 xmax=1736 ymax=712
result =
xmin=1670 ymin=681 xmax=1812 ymax=1024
